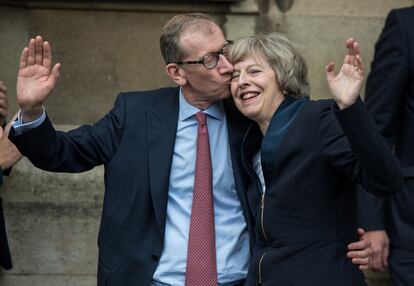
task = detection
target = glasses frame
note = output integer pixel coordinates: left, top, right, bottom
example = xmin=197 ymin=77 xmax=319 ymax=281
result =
xmin=174 ymin=41 xmax=233 ymax=69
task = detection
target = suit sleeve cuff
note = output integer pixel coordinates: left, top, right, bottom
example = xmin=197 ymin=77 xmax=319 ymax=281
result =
xmin=12 ymin=107 xmax=46 ymax=136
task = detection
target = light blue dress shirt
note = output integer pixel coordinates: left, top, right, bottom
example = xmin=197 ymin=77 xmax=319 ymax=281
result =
xmin=12 ymin=90 xmax=250 ymax=286
xmin=152 ymin=90 xmax=249 ymax=286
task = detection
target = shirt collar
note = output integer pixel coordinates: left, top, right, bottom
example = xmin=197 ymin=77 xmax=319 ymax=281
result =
xmin=179 ymin=87 xmax=225 ymax=121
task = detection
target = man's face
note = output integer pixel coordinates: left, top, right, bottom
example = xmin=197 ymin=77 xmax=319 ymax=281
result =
xmin=179 ymin=23 xmax=234 ymax=109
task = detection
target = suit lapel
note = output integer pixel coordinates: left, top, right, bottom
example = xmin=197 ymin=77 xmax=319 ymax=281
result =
xmin=147 ymin=87 xmax=179 ymax=237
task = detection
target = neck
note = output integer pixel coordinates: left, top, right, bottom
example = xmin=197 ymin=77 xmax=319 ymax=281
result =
xmin=257 ymin=92 xmax=286 ymax=134
xmin=182 ymin=89 xmax=215 ymax=110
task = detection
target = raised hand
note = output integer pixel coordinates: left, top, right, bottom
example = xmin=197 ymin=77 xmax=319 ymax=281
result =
xmin=17 ymin=36 xmax=61 ymax=121
xmin=326 ymin=38 xmax=365 ymax=110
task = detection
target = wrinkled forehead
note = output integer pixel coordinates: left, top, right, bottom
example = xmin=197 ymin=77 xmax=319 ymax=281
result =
xmin=179 ymin=22 xmax=226 ymax=59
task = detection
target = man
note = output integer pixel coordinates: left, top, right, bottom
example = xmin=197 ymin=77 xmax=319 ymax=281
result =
xmin=9 ymin=14 xmax=369 ymax=286
xmin=358 ymin=6 xmax=414 ymax=286
xmin=0 ymin=81 xmax=22 ymax=270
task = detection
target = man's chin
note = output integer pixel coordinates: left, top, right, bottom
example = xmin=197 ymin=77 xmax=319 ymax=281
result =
xmin=220 ymin=89 xmax=231 ymax=99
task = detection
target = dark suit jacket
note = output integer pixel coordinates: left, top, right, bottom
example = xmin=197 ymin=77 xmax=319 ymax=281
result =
xmin=9 ymin=87 xmax=255 ymax=286
xmin=1 ymin=160 xmax=13 ymax=270
xmin=242 ymin=98 xmax=401 ymax=286
xmin=358 ymin=7 xmax=414 ymax=251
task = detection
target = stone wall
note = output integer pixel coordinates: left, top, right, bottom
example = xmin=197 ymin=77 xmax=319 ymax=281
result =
xmin=1 ymin=0 xmax=413 ymax=285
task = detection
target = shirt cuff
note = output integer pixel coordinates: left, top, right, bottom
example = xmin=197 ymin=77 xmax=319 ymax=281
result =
xmin=12 ymin=107 xmax=46 ymax=135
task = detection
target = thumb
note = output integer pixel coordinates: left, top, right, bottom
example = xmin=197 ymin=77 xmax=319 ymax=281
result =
xmin=357 ymin=228 xmax=366 ymax=239
xmin=48 ymin=63 xmax=61 ymax=88
xmin=325 ymin=61 xmax=336 ymax=82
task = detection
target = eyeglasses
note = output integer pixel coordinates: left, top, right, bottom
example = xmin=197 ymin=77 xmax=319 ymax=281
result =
xmin=175 ymin=42 xmax=232 ymax=69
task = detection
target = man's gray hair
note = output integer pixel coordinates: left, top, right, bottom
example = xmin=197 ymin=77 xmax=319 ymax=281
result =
xmin=160 ymin=13 xmax=218 ymax=65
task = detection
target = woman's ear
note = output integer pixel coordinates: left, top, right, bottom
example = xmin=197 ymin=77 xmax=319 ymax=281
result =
xmin=165 ymin=63 xmax=187 ymax=86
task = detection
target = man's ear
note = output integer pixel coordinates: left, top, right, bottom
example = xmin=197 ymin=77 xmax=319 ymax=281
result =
xmin=165 ymin=63 xmax=187 ymax=86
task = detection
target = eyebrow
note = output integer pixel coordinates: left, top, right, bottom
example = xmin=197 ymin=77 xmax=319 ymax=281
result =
xmin=198 ymin=42 xmax=229 ymax=59
xmin=233 ymin=63 xmax=264 ymax=71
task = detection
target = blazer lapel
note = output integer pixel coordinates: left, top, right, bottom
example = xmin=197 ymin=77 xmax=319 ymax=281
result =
xmin=147 ymin=88 xmax=179 ymax=238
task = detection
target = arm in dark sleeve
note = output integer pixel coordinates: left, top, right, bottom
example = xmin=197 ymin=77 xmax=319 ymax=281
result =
xmin=9 ymin=93 xmax=126 ymax=173
xmin=364 ymin=9 xmax=408 ymax=146
xmin=319 ymin=98 xmax=402 ymax=196
xmin=358 ymin=187 xmax=386 ymax=230
xmin=357 ymin=9 xmax=408 ymax=230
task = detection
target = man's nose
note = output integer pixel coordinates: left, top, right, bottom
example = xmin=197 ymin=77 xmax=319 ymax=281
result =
xmin=218 ymin=54 xmax=234 ymax=73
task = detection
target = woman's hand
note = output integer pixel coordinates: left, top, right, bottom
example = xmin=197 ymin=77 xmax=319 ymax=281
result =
xmin=326 ymin=38 xmax=365 ymax=110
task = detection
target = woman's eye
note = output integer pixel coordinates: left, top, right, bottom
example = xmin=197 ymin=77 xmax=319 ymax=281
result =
xmin=250 ymin=69 xmax=261 ymax=74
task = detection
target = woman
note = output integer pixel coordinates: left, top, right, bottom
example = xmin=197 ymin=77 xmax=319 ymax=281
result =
xmin=228 ymin=34 xmax=401 ymax=285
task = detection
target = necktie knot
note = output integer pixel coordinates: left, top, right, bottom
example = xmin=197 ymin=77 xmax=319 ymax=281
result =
xmin=196 ymin=112 xmax=207 ymax=126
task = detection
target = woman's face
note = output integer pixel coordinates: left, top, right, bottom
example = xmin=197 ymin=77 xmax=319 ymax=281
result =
xmin=230 ymin=54 xmax=284 ymax=123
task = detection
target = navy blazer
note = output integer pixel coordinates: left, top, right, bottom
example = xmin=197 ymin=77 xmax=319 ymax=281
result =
xmin=358 ymin=7 xmax=414 ymax=251
xmin=9 ymin=87 xmax=254 ymax=286
xmin=242 ymin=98 xmax=401 ymax=286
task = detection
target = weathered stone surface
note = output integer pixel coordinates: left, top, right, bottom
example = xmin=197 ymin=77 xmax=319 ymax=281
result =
xmin=0 ymin=275 xmax=96 ymax=286
xmin=1 ymin=154 xmax=103 ymax=276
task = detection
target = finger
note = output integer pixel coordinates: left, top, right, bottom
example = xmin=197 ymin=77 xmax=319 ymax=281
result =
xmin=0 ymin=82 xmax=6 ymax=92
xmin=28 ymin=38 xmax=36 ymax=65
xmin=344 ymin=38 xmax=354 ymax=64
xmin=359 ymin=264 xmax=369 ymax=271
xmin=0 ymin=98 xmax=7 ymax=109
xmin=352 ymin=257 xmax=370 ymax=266
xmin=347 ymin=249 xmax=371 ymax=258
xmin=35 ymin=35 xmax=44 ymax=65
xmin=43 ymin=41 xmax=52 ymax=70
xmin=344 ymin=41 xmax=351 ymax=64
xmin=348 ymin=239 xmax=370 ymax=251
xmin=349 ymin=39 xmax=356 ymax=66
xmin=353 ymin=41 xmax=360 ymax=57
xmin=355 ymin=54 xmax=365 ymax=73
xmin=19 ymin=47 xmax=29 ymax=69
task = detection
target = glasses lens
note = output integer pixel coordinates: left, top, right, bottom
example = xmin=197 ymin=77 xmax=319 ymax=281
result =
xmin=222 ymin=44 xmax=230 ymax=59
xmin=203 ymin=53 xmax=219 ymax=69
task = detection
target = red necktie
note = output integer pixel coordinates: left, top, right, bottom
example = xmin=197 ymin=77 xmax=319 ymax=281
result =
xmin=185 ymin=112 xmax=217 ymax=286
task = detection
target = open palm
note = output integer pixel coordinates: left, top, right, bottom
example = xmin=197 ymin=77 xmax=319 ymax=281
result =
xmin=326 ymin=38 xmax=365 ymax=109
xmin=17 ymin=36 xmax=61 ymax=110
